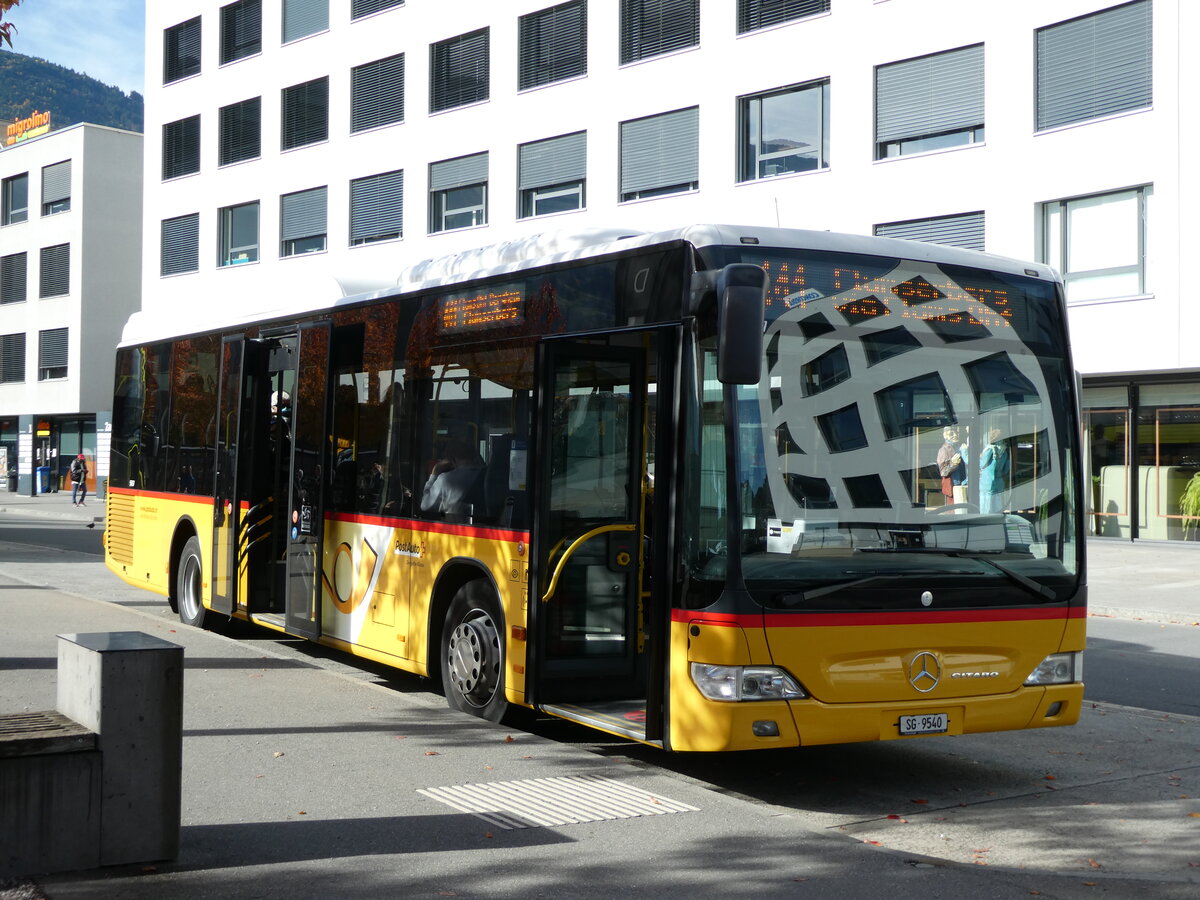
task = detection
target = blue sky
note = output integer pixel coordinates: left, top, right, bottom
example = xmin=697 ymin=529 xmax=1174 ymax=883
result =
xmin=5 ymin=0 xmax=144 ymax=94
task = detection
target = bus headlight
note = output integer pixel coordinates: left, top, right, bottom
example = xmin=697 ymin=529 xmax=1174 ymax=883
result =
xmin=690 ymin=663 xmax=807 ymax=701
xmin=1024 ymin=652 xmax=1082 ymax=686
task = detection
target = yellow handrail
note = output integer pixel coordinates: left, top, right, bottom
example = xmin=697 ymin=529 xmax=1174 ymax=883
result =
xmin=540 ymin=522 xmax=636 ymax=603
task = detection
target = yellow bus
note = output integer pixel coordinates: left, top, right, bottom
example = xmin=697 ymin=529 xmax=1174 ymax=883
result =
xmin=104 ymin=225 xmax=1085 ymax=751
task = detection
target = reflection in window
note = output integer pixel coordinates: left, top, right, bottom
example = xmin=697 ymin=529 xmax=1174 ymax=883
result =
xmin=963 ymin=353 xmax=1040 ymax=412
xmin=924 ymin=310 xmax=988 ymax=344
xmin=816 ymin=404 xmax=867 ymax=453
xmin=875 ymin=373 xmax=953 ymax=440
xmin=802 ymin=344 xmax=849 ymax=397
xmin=862 ymin=325 xmax=920 ymax=366
xmin=843 ymin=473 xmax=890 ymax=508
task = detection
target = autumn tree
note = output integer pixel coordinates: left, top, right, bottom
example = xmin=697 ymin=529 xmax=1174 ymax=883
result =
xmin=0 ymin=0 xmax=21 ymax=49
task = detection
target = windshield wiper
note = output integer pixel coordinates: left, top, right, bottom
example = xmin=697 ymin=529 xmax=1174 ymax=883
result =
xmin=857 ymin=547 xmax=1056 ymax=601
xmin=780 ymin=567 xmax=971 ymax=604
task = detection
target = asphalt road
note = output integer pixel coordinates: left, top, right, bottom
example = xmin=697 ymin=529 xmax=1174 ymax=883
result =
xmin=0 ymin=516 xmax=103 ymax=557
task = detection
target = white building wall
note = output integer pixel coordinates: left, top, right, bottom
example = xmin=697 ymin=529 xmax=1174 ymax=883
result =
xmin=0 ymin=124 xmax=142 ymax=417
xmin=142 ymin=0 xmax=1188 ymax=379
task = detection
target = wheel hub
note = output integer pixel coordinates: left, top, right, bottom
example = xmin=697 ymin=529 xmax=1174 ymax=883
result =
xmin=447 ymin=612 xmax=500 ymax=707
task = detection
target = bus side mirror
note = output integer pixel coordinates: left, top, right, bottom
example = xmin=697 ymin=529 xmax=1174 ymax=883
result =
xmin=717 ymin=264 xmax=767 ymax=385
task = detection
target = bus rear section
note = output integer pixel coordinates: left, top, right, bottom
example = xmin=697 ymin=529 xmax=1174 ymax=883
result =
xmin=665 ymin=237 xmax=1084 ymax=752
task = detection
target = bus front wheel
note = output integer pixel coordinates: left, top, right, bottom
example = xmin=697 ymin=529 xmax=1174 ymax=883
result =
xmin=441 ymin=581 xmax=508 ymax=722
xmin=176 ymin=535 xmax=210 ymax=629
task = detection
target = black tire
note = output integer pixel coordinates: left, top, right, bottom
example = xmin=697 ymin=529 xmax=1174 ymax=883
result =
xmin=176 ymin=535 xmax=210 ymax=629
xmin=441 ymin=580 xmax=508 ymax=722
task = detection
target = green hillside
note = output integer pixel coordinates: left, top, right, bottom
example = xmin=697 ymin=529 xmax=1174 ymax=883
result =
xmin=0 ymin=50 xmax=142 ymax=134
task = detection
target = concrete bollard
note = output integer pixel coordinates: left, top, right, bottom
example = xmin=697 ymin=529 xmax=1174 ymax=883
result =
xmin=56 ymin=632 xmax=184 ymax=866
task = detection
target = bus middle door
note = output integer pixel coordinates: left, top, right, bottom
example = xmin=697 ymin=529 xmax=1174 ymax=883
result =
xmin=281 ymin=321 xmax=331 ymax=639
xmin=532 ymin=340 xmax=647 ymax=709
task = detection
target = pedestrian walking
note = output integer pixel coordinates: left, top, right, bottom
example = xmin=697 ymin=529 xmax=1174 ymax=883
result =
xmin=70 ymin=453 xmax=89 ymax=506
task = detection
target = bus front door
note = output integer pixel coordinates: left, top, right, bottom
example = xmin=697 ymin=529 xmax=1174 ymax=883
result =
xmin=532 ymin=339 xmax=659 ymax=735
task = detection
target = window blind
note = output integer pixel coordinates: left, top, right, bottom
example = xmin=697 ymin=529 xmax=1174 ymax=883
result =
xmin=430 ymin=152 xmax=488 ymax=191
xmin=39 ymin=244 xmax=70 ymax=297
xmin=282 ymin=78 xmax=329 ymax=150
xmin=875 ymin=211 xmax=985 ymax=252
xmin=620 ymin=107 xmax=698 ymax=196
xmin=519 ymin=1 xmax=587 ymax=90
xmin=620 ymin=0 xmax=698 ymax=64
xmin=161 ymin=214 xmax=200 ymax=276
xmin=164 ymin=17 xmax=201 ymax=83
xmin=281 ymin=187 xmax=327 ymax=242
xmin=1037 ymin=0 xmax=1151 ymax=131
xmin=41 ymin=161 xmax=71 ymax=205
xmin=163 ymin=116 xmax=201 ymax=179
xmin=39 ymin=328 xmax=69 ymax=369
xmin=352 ymin=54 xmax=405 ymax=132
xmin=221 ymin=0 xmax=261 ymax=64
xmin=350 ymin=170 xmax=404 ymax=244
xmin=737 ymin=0 xmax=828 ymax=34
xmin=520 ymin=132 xmax=586 ymax=190
xmin=219 ymin=98 xmax=261 ymax=165
xmin=876 ymin=44 xmax=984 ymax=144
xmin=1 ymin=253 xmax=26 ymax=305
xmin=352 ymin=0 xmax=403 ymax=19
xmin=430 ymin=29 xmax=490 ymax=112
xmin=0 ymin=333 xmax=25 ymax=383
xmin=283 ymin=0 xmax=328 ymax=43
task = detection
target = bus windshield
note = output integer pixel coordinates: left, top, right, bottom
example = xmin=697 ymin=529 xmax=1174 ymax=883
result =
xmin=687 ymin=246 xmax=1080 ymax=610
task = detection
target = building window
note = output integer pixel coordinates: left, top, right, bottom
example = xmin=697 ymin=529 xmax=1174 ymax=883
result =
xmin=737 ymin=0 xmax=828 ymax=33
xmin=738 ymin=79 xmax=828 ymax=181
xmin=1041 ymin=186 xmax=1152 ymax=303
xmin=219 ymin=202 xmax=259 ymax=266
xmin=1037 ymin=1 xmax=1151 ymax=132
xmin=619 ymin=106 xmax=698 ymax=201
xmin=620 ymin=0 xmax=698 ymax=64
xmin=1 ymin=252 xmax=26 ymax=305
xmin=519 ymin=131 xmax=586 ymax=218
xmin=0 ymin=333 xmax=25 ymax=384
xmin=40 ymin=161 xmax=71 ymax=215
xmin=161 ymin=213 xmax=200 ymax=276
xmin=282 ymin=77 xmax=329 ymax=150
xmin=350 ymin=170 xmax=404 ymax=245
xmin=39 ymin=244 xmax=70 ymax=298
xmin=2 ymin=173 xmax=28 ymax=225
xmin=220 ymin=0 xmax=262 ymax=65
xmin=219 ymin=98 xmax=261 ymax=166
xmin=875 ymin=211 xmax=985 ymax=252
xmin=352 ymin=0 xmax=403 ymax=18
xmin=163 ymin=116 xmax=200 ymax=179
xmin=519 ymin=1 xmax=587 ymax=91
xmin=38 ymin=328 xmax=68 ymax=381
xmin=282 ymin=0 xmax=328 ymax=44
xmin=280 ymin=187 xmax=327 ymax=256
xmin=429 ymin=153 xmax=488 ymax=233
xmin=164 ymin=17 xmax=202 ymax=83
xmin=352 ymin=53 xmax=405 ymax=132
xmin=876 ymin=44 xmax=983 ymax=159
xmin=430 ymin=28 xmax=489 ymax=113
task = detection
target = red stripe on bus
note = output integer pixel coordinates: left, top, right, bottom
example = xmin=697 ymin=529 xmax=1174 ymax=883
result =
xmin=673 ymin=606 xmax=1086 ymax=628
xmin=107 ymin=486 xmax=211 ymax=505
xmin=325 ymin=510 xmax=529 ymax=543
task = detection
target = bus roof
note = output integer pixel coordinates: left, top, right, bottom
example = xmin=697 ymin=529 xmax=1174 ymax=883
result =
xmin=120 ymin=224 xmax=1060 ymax=347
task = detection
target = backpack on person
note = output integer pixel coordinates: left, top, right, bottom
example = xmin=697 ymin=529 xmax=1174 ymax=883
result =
xmin=70 ymin=458 xmax=84 ymax=482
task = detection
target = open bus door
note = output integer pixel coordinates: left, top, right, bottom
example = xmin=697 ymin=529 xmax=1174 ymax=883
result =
xmin=530 ymin=334 xmax=671 ymax=745
xmin=279 ymin=322 xmax=331 ymax=639
xmin=211 ymin=334 xmax=249 ymax=616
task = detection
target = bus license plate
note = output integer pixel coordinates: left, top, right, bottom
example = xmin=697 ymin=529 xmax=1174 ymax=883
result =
xmin=899 ymin=713 xmax=948 ymax=735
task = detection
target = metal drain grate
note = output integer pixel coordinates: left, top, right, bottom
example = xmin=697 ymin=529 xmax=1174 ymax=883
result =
xmin=417 ymin=774 xmax=699 ymax=830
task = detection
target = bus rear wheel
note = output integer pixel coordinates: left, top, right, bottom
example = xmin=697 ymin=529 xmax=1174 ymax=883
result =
xmin=441 ymin=581 xmax=508 ymax=722
xmin=176 ymin=535 xmax=210 ymax=629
